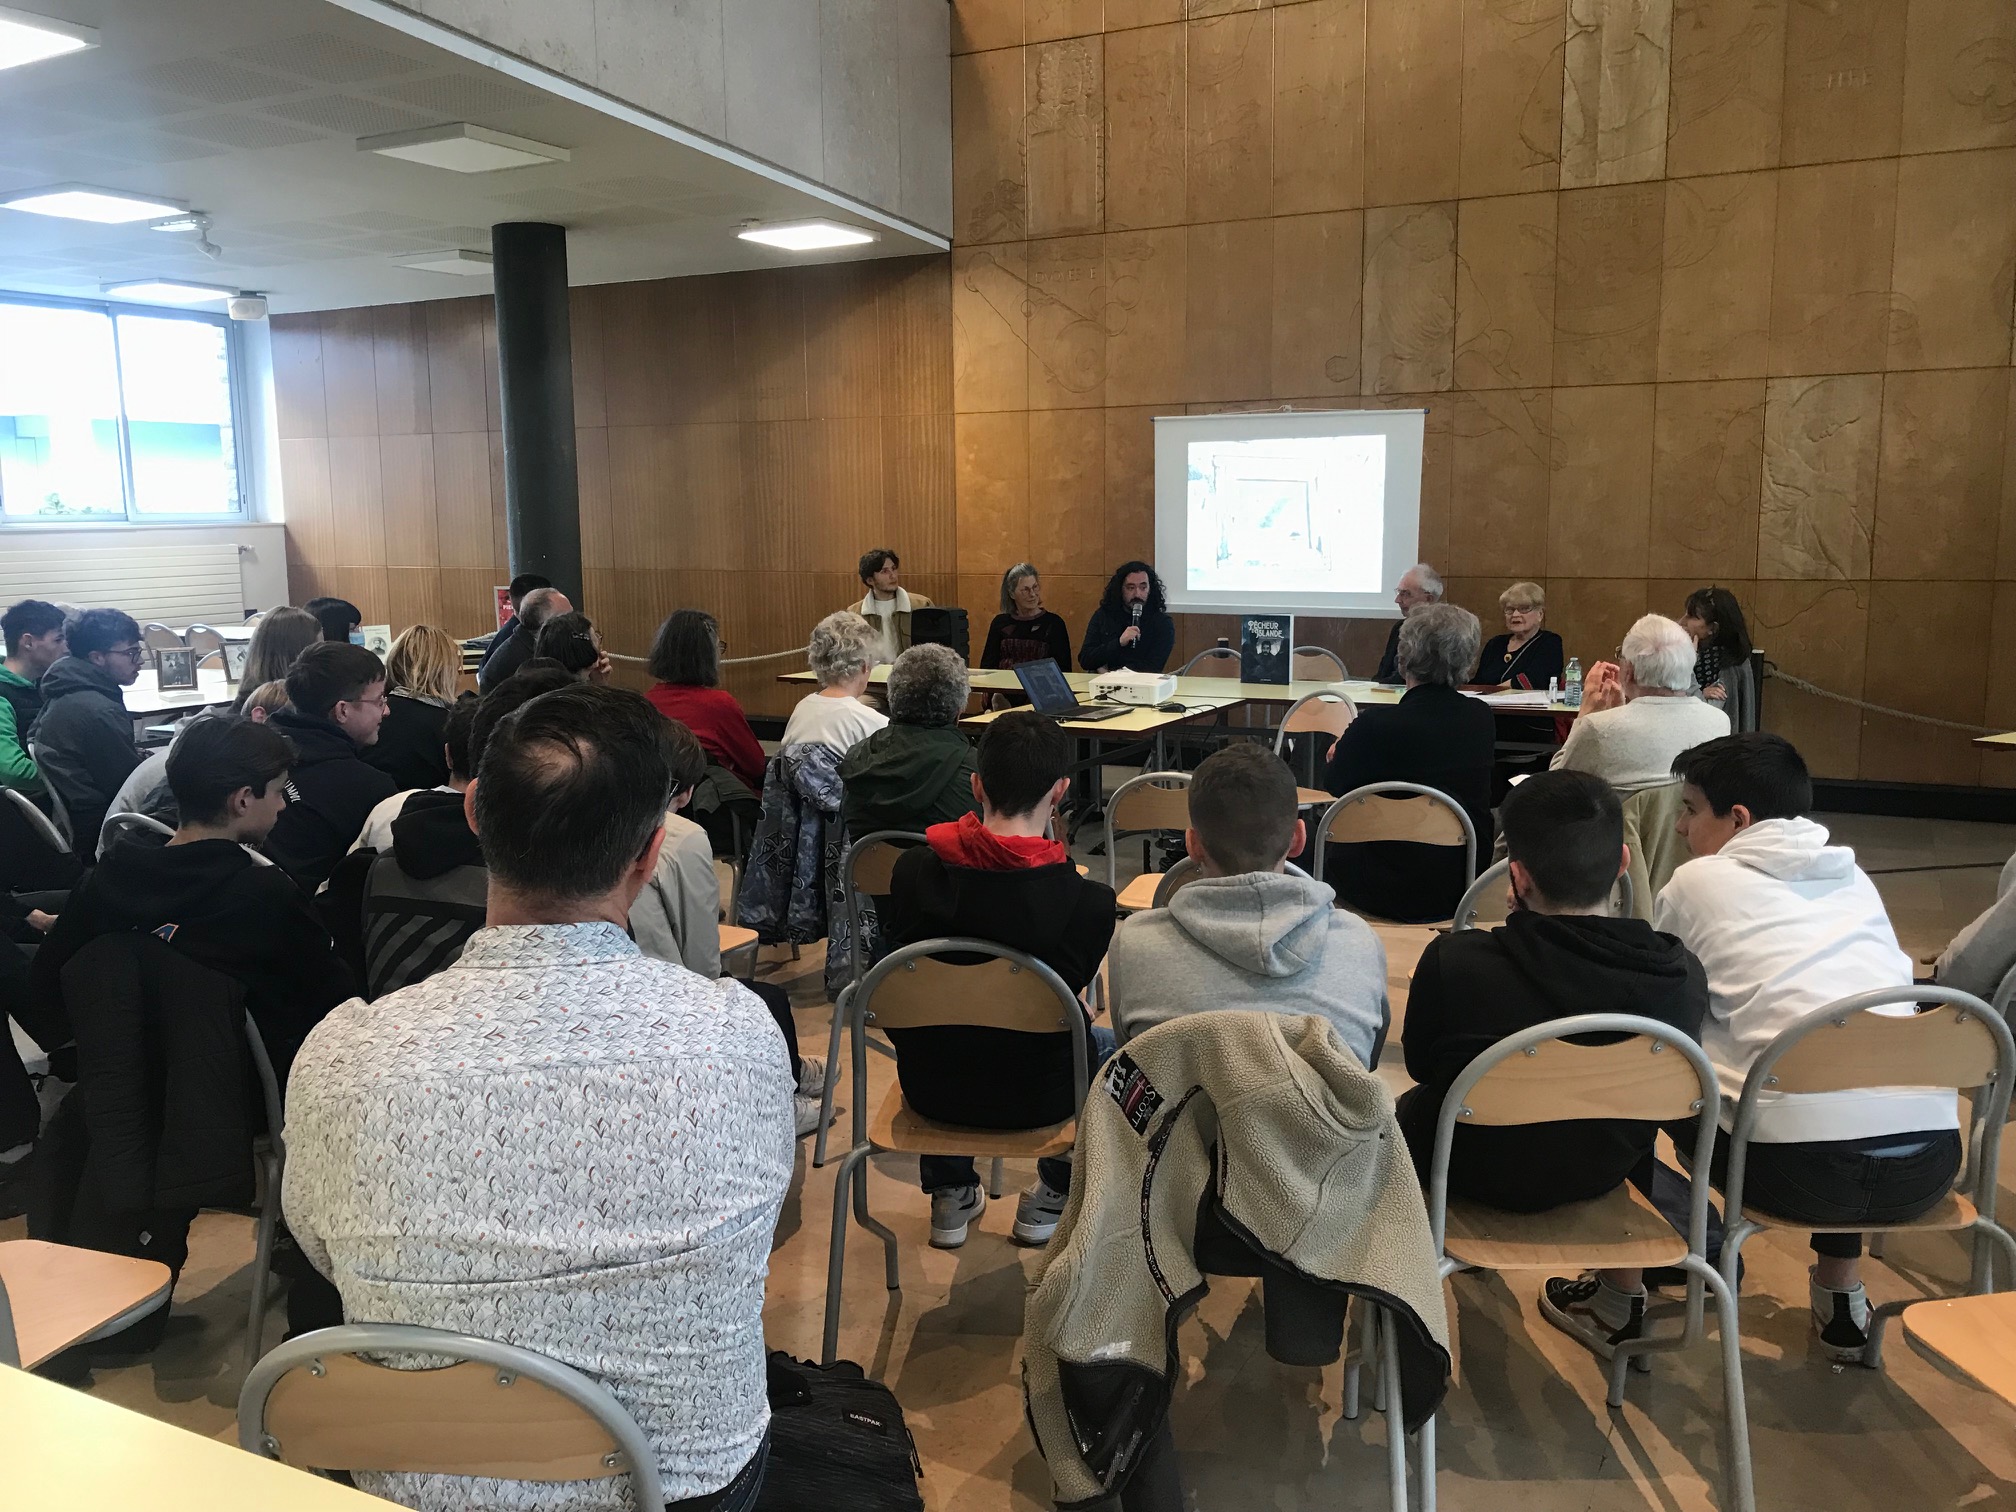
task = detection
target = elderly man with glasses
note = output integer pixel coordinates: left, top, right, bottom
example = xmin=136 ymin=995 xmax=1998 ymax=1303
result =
xmin=26 ymin=607 xmax=146 ymax=846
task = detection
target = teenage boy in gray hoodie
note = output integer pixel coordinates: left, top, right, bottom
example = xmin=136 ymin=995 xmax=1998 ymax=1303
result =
xmin=1106 ymin=742 xmax=1388 ymax=1070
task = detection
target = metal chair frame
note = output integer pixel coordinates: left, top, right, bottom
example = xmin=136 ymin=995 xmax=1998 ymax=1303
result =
xmin=3 ymin=786 xmax=70 ymax=856
xmin=1718 ymin=985 xmax=2016 ymax=1367
xmin=813 ymin=829 xmax=926 ymax=1168
xmin=1391 ymin=1015 xmax=1754 ymax=1512
xmin=1273 ymin=691 xmax=1357 ymax=787
xmin=140 ymin=622 xmax=185 ymax=651
xmin=822 ymin=937 xmax=1090 ymax=1363
xmin=242 ymin=1009 xmax=287 ymax=1374
xmin=98 ymin=809 xmax=175 ymax=856
xmin=239 ymin=1323 xmax=664 ymax=1508
xmin=1177 ymin=646 xmax=1242 ymax=677
xmin=1451 ymin=857 xmax=1634 ymax=931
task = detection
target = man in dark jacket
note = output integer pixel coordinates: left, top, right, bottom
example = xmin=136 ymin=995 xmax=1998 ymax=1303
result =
xmin=1372 ymin=563 xmax=1443 ymax=683
xmin=28 ymin=608 xmax=145 ymax=848
xmin=27 ymin=716 xmax=354 ymax=1305
xmin=1397 ymin=768 xmax=1708 ymax=1355
xmin=881 ymin=711 xmax=1118 ymax=1249
xmin=265 ymin=642 xmax=399 ymax=888
xmin=839 ymin=643 xmax=982 ymax=838
xmin=1079 ymin=560 xmax=1175 ymax=674
xmin=1324 ymin=603 xmax=1496 ymax=922
xmin=474 ymin=572 xmax=552 ymax=681
xmin=476 ymin=585 xmax=569 ymax=693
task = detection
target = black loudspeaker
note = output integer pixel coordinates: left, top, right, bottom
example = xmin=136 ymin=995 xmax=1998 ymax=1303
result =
xmin=909 ymin=606 xmax=969 ymax=660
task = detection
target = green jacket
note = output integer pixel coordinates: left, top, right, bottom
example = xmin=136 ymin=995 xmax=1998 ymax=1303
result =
xmin=0 ymin=666 xmax=43 ymax=796
xmin=838 ymin=720 xmax=979 ymax=838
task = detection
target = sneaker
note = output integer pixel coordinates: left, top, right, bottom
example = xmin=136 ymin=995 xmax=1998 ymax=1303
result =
xmin=929 ymin=1184 xmax=986 ymax=1249
xmin=1012 ymin=1175 xmax=1070 ymax=1246
xmin=1810 ymin=1270 xmax=1871 ymax=1364
xmin=793 ymin=1093 xmax=832 ymax=1139
xmin=795 ymin=1056 xmax=829 ymax=1099
xmin=1540 ymin=1274 xmax=1647 ymax=1360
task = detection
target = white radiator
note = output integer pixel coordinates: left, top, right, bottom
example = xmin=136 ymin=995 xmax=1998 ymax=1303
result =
xmin=0 ymin=542 xmax=247 ymax=626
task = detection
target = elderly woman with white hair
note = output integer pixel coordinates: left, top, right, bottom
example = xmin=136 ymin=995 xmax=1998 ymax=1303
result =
xmin=781 ymin=610 xmax=889 ymax=754
xmin=1552 ymin=614 xmax=1730 ymax=792
xmin=1325 ymin=602 xmax=1497 ymax=922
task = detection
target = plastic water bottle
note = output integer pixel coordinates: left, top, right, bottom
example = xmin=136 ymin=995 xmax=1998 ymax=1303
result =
xmin=1563 ymin=657 xmax=1583 ymax=708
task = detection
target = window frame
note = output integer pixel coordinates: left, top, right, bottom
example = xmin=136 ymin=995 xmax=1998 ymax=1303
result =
xmin=0 ymin=287 xmax=252 ymax=528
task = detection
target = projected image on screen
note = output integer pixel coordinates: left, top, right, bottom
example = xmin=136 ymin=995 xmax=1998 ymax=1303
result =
xmin=1184 ymin=434 xmax=1387 ymax=595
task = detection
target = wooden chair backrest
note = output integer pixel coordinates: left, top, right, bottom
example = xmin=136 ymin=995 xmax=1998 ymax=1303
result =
xmin=1182 ymin=648 xmax=1241 ymax=679
xmin=261 ymin=1353 xmax=622 ymax=1481
xmin=1462 ymin=1035 xmax=1705 ymax=1125
xmin=850 ymin=839 xmax=909 ymax=897
xmin=1323 ymin=792 xmax=1467 ymax=846
xmin=1280 ymin=694 xmax=1354 ymax=738
xmin=1110 ymin=778 xmax=1191 ymax=834
xmin=864 ymin=953 xmax=1076 ymax=1033
xmin=1292 ymin=647 xmax=1347 ymax=681
xmin=1768 ymin=1004 xmax=2001 ymax=1094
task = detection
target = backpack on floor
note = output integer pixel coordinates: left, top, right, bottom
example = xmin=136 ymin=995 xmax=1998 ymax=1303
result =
xmin=760 ymin=1352 xmax=924 ymax=1512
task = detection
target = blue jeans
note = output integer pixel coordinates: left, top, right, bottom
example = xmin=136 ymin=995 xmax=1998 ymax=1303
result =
xmin=919 ymin=1024 xmax=1117 ymax=1195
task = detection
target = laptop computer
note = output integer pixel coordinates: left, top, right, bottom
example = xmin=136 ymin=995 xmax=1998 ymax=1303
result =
xmin=1013 ymin=658 xmax=1132 ymax=722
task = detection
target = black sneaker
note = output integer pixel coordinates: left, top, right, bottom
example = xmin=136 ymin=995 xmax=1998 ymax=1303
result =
xmin=1810 ymin=1270 xmax=1872 ymax=1364
xmin=1540 ymin=1274 xmax=1647 ymax=1360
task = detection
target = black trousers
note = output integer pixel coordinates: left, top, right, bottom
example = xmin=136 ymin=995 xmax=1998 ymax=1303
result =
xmin=1664 ymin=1120 xmax=1962 ymax=1261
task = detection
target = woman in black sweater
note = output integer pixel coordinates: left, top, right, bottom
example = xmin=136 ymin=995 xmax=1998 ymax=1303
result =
xmin=980 ymin=562 xmax=1073 ymax=672
xmin=364 ymin=624 xmax=460 ymax=791
xmin=1477 ymin=581 xmax=1565 ymax=690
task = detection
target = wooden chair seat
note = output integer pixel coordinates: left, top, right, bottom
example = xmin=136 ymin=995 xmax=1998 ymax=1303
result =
xmin=868 ymin=1081 xmax=1076 ymax=1160
xmin=1739 ymin=1191 xmax=1976 ymax=1234
xmin=718 ymin=924 xmax=758 ymax=954
xmin=1116 ymin=873 xmax=1161 ymax=912
xmin=0 ymin=1239 xmax=173 ymax=1369
xmin=1903 ymin=1294 xmax=2016 ymax=1408
xmin=1295 ymin=787 xmax=1334 ymax=807
xmin=1442 ymin=1183 xmax=1687 ymax=1271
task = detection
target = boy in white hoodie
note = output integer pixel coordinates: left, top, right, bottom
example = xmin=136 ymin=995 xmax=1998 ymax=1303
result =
xmin=1107 ymin=743 xmax=1389 ymax=1070
xmin=1547 ymin=733 xmax=1959 ymax=1364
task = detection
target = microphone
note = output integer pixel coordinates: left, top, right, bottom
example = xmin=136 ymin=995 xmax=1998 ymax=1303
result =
xmin=1130 ymin=601 xmax=1143 ymax=626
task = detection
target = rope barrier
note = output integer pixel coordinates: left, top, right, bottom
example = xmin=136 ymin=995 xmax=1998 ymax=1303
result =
xmin=1764 ymin=666 xmax=1996 ymax=736
xmin=607 ymin=646 xmax=810 ymax=669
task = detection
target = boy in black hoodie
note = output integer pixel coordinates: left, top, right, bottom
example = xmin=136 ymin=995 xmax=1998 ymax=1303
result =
xmin=265 ymin=641 xmax=400 ymax=888
xmin=1397 ymin=769 xmax=1707 ymax=1346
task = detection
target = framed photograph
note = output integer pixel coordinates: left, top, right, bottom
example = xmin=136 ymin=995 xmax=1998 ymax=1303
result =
xmin=155 ymin=646 xmax=199 ymax=692
xmin=223 ymin=640 xmax=250 ymax=684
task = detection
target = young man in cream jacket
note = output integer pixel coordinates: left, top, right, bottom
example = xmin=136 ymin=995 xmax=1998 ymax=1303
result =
xmin=1546 ymin=732 xmax=1959 ymax=1365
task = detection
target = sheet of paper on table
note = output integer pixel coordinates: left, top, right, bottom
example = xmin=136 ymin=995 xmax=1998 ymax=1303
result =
xmin=1470 ymin=689 xmax=1553 ymax=710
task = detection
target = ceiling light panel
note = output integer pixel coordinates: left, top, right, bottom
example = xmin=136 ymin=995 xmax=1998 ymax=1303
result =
xmin=737 ymin=219 xmax=877 ymax=252
xmin=103 ymin=278 xmax=235 ymax=304
xmin=361 ymin=123 xmax=569 ymax=174
xmin=0 ymin=183 xmax=186 ymax=223
xmin=0 ymin=6 xmax=96 ymax=73
xmin=400 ymin=249 xmax=492 ymax=276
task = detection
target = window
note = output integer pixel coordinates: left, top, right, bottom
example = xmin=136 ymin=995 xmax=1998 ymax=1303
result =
xmin=0 ymin=292 xmax=245 ymax=524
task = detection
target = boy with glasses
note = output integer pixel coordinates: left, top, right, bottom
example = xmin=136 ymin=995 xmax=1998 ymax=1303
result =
xmin=265 ymin=642 xmax=400 ymax=888
xmin=26 ymin=607 xmax=145 ymax=847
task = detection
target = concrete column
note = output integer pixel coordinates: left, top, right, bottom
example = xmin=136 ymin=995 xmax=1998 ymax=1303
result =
xmin=490 ymin=222 xmax=581 ymax=603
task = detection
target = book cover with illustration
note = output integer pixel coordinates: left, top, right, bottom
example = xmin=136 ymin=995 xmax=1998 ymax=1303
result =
xmin=1240 ymin=614 xmax=1292 ymax=684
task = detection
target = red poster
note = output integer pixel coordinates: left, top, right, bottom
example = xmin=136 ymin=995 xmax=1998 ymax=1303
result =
xmin=494 ymin=585 xmax=513 ymax=630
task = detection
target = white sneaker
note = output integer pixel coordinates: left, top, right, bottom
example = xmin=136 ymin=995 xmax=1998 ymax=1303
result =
xmin=1012 ymin=1175 xmax=1071 ymax=1246
xmin=1810 ymin=1269 xmax=1872 ymax=1364
xmin=793 ymin=1093 xmax=831 ymax=1138
xmin=929 ymin=1185 xmax=986 ymax=1248
xmin=796 ymin=1056 xmax=829 ymax=1098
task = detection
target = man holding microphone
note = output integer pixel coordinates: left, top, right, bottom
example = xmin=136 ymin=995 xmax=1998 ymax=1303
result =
xmin=1079 ymin=561 xmax=1175 ymax=674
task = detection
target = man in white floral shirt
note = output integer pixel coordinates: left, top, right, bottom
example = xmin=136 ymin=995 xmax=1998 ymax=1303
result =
xmin=285 ymin=683 xmax=795 ymax=1512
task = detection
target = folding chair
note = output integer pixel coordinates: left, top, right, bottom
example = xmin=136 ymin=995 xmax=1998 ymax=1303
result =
xmin=183 ymin=624 xmax=226 ymax=657
xmin=3 ymin=786 xmax=70 ymax=856
xmin=1395 ymin=1015 xmax=1753 ymax=1512
xmin=239 ymin=1323 xmax=663 ymax=1508
xmin=99 ymin=810 xmax=174 ymax=856
xmin=822 ymin=938 xmax=1092 ymax=1363
xmin=1104 ymin=771 xmax=1191 ymax=913
xmin=1311 ymin=782 xmax=1477 ymax=923
xmin=1718 ymin=985 xmax=2016 ymax=1369
xmin=1451 ymin=857 xmax=1633 ymax=931
xmin=141 ymin=622 xmax=185 ymax=652
xmin=0 ymin=1239 xmax=172 ymax=1370
xmin=813 ymin=830 xmax=926 ymax=1168
xmin=242 ymin=1009 xmax=288 ymax=1374
xmin=1292 ymin=645 xmax=1348 ymax=682
xmin=1273 ymin=690 xmax=1356 ymax=788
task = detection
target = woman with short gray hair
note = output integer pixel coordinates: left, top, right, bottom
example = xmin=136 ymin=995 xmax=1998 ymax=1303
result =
xmin=1550 ymin=614 xmax=1729 ymax=793
xmin=981 ymin=562 xmax=1072 ymax=674
xmin=781 ymin=610 xmax=889 ymax=754
xmin=840 ymin=643 xmax=981 ymax=837
xmin=1324 ymin=601 xmax=1496 ymax=922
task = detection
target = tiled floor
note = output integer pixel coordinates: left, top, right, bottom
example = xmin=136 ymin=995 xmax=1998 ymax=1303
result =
xmin=7 ymin=808 xmax=2016 ymax=1510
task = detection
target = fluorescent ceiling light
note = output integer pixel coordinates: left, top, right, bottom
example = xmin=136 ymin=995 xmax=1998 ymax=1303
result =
xmin=104 ymin=278 xmax=235 ymax=305
xmin=0 ymin=183 xmax=185 ymax=223
xmin=0 ymin=5 xmax=96 ymax=72
xmin=360 ymin=123 xmax=570 ymax=173
xmin=400 ymin=249 xmax=492 ymax=276
xmin=737 ymin=219 xmax=877 ymax=252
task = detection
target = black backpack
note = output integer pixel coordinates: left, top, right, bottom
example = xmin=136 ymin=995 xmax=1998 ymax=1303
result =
xmin=760 ymin=1352 xmax=923 ymax=1511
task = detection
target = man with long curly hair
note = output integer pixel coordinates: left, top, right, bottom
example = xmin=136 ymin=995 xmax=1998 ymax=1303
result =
xmin=1079 ymin=560 xmax=1174 ymax=674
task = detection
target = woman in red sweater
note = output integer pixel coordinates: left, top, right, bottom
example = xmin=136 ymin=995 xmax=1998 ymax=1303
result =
xmin=644 ymin=609 xmax=766 ymax=794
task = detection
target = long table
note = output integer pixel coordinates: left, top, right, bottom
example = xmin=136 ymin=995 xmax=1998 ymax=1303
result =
xmin=122 ymin=667 xmax=237 ymax=720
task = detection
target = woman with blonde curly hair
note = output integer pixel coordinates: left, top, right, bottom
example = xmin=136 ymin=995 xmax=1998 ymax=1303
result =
xmin=363 ymin=624 xmax=463 ymax=791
